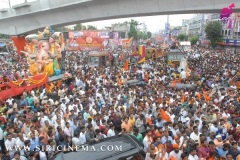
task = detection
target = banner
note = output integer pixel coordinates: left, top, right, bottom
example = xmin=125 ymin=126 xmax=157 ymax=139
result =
xmin=68 ymin=36 xmax=105 ymax=50
xmin=226 ymin=17 xmax=235 ymax=29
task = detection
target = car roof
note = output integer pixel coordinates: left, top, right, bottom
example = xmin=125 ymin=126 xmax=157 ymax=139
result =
xmin=53 ymin=134 xmax=143 ymax=160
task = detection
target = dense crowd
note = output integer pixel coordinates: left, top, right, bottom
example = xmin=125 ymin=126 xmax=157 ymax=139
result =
xmin=0 ymin=46 xmax=239 ymax=160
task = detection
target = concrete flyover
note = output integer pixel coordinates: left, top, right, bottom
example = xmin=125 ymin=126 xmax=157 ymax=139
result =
xmin=0 ymin=0 xmax=240 ymax=35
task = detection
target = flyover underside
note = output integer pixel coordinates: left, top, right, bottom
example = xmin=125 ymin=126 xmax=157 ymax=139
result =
xmin=0 ymin=0 xmax=240 ymax=35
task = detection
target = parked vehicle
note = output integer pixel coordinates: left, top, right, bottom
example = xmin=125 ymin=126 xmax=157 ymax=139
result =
xmin=51 ymin=134 xmax=145 ymax=160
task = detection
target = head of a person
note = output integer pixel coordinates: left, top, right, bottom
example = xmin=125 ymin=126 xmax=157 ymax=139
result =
xmin=190 ymin=148 xmax=197 ymax=156
xmin=223 ymin=143 xmax=230 ymax=151
xmin=7 ymin=133 xmax=12 ymax=141
xmin=181 ymin=153 xmax=188 ymax=160
xmin=146 ymin=129 xmax=152 ymax=137
xmin=87 ymin=124 xmax=93 ymax=132
xmin=13 ymin=151 xmax=21 ymax=160
xmin=216 ymin=135 xmax=222 ymax=142
xmin=124 ymin=117 xmax=129 ymax=123
xmin=226 ymin=153 xmax=233 ymax=160
xmin=172 ymin=143 xmax=179 ymax=153
xmin=193 ymin=126 xmax=198 ymax=134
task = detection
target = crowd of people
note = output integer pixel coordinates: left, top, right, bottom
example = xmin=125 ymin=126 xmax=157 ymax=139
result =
xmin=0 ymin=46 xmax=239 ymax=160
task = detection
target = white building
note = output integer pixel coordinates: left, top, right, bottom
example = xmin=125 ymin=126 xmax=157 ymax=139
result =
xmin=180 ymin=19 xmax=189 ymax=35
xmin=188 ymin=14 xmax=209 ymax=37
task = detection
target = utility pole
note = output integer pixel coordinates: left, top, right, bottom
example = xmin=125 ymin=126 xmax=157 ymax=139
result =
xmin=167 ymin=15 xmax=171 ymax=38
xmin=8 ymin=0 xmax=11 ymax=8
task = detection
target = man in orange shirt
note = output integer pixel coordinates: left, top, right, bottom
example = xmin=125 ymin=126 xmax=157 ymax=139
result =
xmin=121 ymin=117 xmax=132 ymax=133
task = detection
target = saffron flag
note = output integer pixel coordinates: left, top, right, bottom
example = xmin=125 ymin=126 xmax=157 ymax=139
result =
xmin=138 ymin=45 xmax=146 ymax=63
xmin=123 ymin=60 xmax=129 ymax=71
xmin=122 ymin=37 xmax=133 ymax=48
xmin=56 ymin=80 xmax=62 ymax=88
xmin=160 ymin=108 xmax=171 ymax=122
xmin=146 ymin=118 xmax=152 ymax=125
xmin=11 ymin=36 xmax=26 ymax=55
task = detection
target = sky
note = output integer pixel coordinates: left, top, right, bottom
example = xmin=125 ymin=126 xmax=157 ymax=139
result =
xmin=0 ymin=0 xmax=195 ymax=33
xmin=81 ymin=14 xmax=195 ymax=33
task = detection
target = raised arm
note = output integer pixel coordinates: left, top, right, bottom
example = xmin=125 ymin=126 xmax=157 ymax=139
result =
xmin=21 ymin=51 xmax=36 ymax=58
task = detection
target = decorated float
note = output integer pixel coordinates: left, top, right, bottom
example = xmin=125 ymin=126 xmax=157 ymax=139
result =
xmin=0 ymin=27 xmax=71 ymax=100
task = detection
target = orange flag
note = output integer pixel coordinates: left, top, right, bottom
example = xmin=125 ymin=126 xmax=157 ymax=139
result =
xmin=124 ymin=60 xmax=129 ymax=71
xmin=56 ymin=80 xmax=62 ymax=88
xmin=45 ymin=83 xmax=50 ymax=91
xmin=146 ymin=118 xmax=152 ymax=125
xmin=160 ymin=109 xmax=171 ymax=122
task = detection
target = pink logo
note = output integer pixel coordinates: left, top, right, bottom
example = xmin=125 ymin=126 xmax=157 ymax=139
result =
xmin=220 ymin=3 xmax=235 ymax=23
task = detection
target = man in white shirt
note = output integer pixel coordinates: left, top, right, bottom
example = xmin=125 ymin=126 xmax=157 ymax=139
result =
xmin=188 ymin=148 xmax=199 ymax=160
xmin=15 ymin=133 xmax=25 ymax=156
xmin=72 ymin=132 xmax=81 ymax=146
xmin=107 ymin=124 xmax=115 ymax=137
xmin=5 ymin=133 xmax=17 ymax=158
xmin=169 ymin=144 xmax=182 ymax=160
xmin=190 ymin=126 xmax=201 ymax=145
xmin=143 ymin=130 xmax=153 ymax=152
xmin=6 ymin=97 xmax=14 ymax=106
xmin=180 ymin=69 xmax=187 ymax=79
xmin=79 ymin=126 xmax=86 ymax=144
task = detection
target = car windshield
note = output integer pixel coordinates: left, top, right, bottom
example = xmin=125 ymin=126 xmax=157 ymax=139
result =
xmin=60 ymin=136 xmax=137 ymax=160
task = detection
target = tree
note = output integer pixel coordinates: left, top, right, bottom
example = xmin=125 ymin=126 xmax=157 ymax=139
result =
xmin=147 ymin=31 xmax=152 ymax=39
xmin=74 ymin=23 xmax=86 ymax=30
xmin=0 ymin=34 xmax=8 ymax=39
xmin=190 ymin=35 xmax=199 ymax=45
xmin=128 ymin=19 xmax=141 ymax=40
xmin=87 ymin=25 xmax=97 ymax=30
xmin=205 ymin=21 xmax=222 ymax=48
xmin=177 ymin=34 xmax=188 ymax=41
xmin=138 ymin=31 xmax=148 ymax=40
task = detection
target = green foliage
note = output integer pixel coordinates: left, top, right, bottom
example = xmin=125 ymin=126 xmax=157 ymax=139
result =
xmin=74 ymin=24 xmax=86 ymax=30
xmin=177 ymin=34 xmax=188 ymax=41
xmin=0 ymin=34 xmax=8 ymax=38
xmin=138 ymin=31 xmax=148 ymax=40
xmin=125 ymin=19 xmax=142 ymax=40
xmin=87 ymin=25 xmax=97 ymax=30
xmin=205 ymin=21 xmax=222 ymax=48
xmin=128 ymin=19 xmax=139 ymax=40
xmin=190 ymin=35 xmax=199 ymax=45
xmin=147 ymin=31 xmax=152 ymax=39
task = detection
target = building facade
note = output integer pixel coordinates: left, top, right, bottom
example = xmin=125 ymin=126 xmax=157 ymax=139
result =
xmin=208 ymin=13 xmax=240 ymax=40
xmin=106 ymin=23 xmax=129 ymax=39
xmin=188 ymin=14 xmax=207 ymax=37
xmin=179 ymin=19 xmax=189 ymax=35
